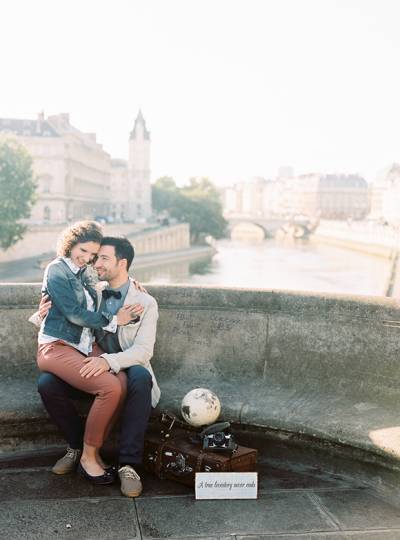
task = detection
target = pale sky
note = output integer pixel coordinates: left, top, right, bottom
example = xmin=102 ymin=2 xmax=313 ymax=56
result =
xmin=1 ymin=0 xmax=399 ymax=185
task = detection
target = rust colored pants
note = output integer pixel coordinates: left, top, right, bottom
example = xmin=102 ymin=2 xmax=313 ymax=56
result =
xmin=37 ymin=340 xmax=127 ymax=448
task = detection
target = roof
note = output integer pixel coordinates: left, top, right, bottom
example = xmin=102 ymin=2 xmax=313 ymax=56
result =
xmin=0 ymin=117 xmax=59 ymax=137
xmin=319 ymin=174 xmax=367 ymax=188
xmin=129 ymin=109 xmax=150 ymax=140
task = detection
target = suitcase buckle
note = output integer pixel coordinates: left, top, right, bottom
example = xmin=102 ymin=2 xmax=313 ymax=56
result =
xmin=160 ymin=412 xmax=176 ymax=439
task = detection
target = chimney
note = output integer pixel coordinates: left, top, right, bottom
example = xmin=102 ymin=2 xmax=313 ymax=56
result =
xmin=36 ymin=111 xmax=45 ymax=134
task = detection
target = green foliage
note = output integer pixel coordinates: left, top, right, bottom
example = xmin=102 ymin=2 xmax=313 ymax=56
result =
xmin=0 ymin=139 xmax=37 ymax=249
xmin=152 ymin=176 xmax=180 ymax=213
xmin=152 ymin=176 xmax=227 ymax=243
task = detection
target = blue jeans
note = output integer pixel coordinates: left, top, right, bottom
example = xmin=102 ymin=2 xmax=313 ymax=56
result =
xmin=38 ymin=365 xmax=153 ymax=465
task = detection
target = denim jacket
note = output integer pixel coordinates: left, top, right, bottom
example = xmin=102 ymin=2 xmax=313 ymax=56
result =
xmin=41 ymin=257 xmax=113 ymax=344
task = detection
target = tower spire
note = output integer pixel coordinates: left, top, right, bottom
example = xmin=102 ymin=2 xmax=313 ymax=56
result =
xmin=130 ymin=109 xmax=150 ymax=140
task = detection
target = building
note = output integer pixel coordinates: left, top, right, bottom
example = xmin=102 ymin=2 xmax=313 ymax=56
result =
xmin=272 ymin=173 xmax=369 ymax=219
xmin=0 ymin=110 xmax=153 ymax=224
xmin=317 ymin=174 xmax=369 ymax=219
xmin=110 ymin=110 xmax=152 ymax=222
xmin=370 ymin=163 xmax=400 ymax=225
xmin=0 ymin=113 xmax=111 ymax=223
xmin=110 ymin=159 xmax=129 ymax=222
xmin=223 ymin=177 xmax=270 ymax=217
xmin=224 ymin=173 xmax=369 ymax=220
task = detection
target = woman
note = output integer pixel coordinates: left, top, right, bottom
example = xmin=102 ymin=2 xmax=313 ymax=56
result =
xmin=36 ymin=221 xmax=136 ymax=484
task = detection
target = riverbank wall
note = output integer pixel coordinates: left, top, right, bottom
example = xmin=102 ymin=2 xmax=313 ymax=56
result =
xmin=0 ymin=222 xmax=190 ymax=263
xmin=0 ymin=244 xmax=215 ymax=283
xmin=312 ymin=220 xmax=397 ymax=258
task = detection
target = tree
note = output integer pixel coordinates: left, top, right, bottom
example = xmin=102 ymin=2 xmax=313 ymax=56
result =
xmin=0 ymin=139 xmax=37 ymax=249
xmin=152 ymin=176 xmax=180 ymax=213
xmin=152 ymin=176 xmax=227 ymax=243
xmin=182 ymin=177 xmax=222 ymax=202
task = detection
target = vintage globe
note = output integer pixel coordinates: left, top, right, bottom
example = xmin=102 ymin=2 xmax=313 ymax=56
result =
xmin=181 ymin=388 xmax=221 ymax=427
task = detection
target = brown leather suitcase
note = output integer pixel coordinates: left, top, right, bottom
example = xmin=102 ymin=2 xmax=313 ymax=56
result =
xmin=143 ymin=428 xmax=258 ymax=487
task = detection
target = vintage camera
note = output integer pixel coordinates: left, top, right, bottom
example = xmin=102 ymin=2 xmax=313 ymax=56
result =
xmin=200 ymin=422 xmax=237 ymax=453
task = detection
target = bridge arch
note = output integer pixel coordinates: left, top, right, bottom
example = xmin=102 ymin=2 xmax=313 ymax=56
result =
xmin=230 ymin=220 xmax=267 ymax=241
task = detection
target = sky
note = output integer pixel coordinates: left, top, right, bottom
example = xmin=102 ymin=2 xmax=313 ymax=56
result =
xmin=0 ymin=0 xmax=400 ymax=186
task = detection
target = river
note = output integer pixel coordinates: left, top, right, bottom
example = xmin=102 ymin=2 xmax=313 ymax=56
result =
xmin=134 ymin=238 xmax=391 ymax=297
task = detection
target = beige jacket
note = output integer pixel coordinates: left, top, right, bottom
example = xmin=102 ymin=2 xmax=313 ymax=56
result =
xmin=29 ymin=277 xmax=161 ymax=407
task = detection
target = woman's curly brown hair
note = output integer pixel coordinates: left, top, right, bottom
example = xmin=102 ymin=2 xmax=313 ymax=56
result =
xmin=57 ymin=221 xmax=103 ymax=257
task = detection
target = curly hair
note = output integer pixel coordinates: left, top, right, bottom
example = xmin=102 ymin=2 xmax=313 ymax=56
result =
xmin=57 ymin=220 xmax=103 ymax=257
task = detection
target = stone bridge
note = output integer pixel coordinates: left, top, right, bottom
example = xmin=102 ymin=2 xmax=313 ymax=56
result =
xmin=3 ymin=284 xmax=400 ymax=537
xmin=2 ymin=284 xmax=400 ymax=467
xmin=226 ymin=216 xmax=287 ymax=237
xmin=227 ymin=215 xmax=319 ymax=238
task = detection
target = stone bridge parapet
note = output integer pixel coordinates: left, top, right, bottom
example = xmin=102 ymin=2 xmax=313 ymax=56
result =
xmin=1 ymin=283 xmax=400 ymax=471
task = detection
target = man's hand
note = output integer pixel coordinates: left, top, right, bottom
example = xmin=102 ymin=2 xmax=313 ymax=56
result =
xmin=80 ymin=356 xmax=110 ymax=378
xmin=117 ymin=304 xmax=144 ymax=325
xmin=133 ymin=279 xmax=147 ymax=294
xmin=39 ymin=295 xmax=52 ymax=320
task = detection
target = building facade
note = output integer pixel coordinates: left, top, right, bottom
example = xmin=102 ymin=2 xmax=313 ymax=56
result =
xmin=223 ymin=177 xmax=271 ymax=217
xmin=370 ymin=163 xmax=400 ymax=224
xmin=223 ymin=173 xmax=369 ymax=220
xmin=109 ymin=110 xmax=152 ymax=222
xmin=0 ymin=110 xmax=153 ymax=224
xmin=0 ymin=113 xmax=111 ymax=223
xmin=110 ymin=158 xmax=129 ymax=222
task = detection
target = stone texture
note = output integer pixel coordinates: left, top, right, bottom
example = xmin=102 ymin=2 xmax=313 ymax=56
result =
xmin=0 ymin=498 xmax=139 ymax=540
xmin=238 ymin=531 xmax=400 ymax=539
xmin=314 ymin=489 xmax=400 ymax=530
xmin=0 ymin=467 xmax=192 ymax=502
xmin=135 ymin=492 xmax=338 ymax=538
xmin=2 ymin=441 xmax=400 ymax=539
xmin=3 ymin=284 xmax=400 ymax=487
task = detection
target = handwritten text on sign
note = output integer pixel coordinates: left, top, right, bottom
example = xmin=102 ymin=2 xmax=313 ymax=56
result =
xmin=195 ymin=472 xmax=258 ymax=499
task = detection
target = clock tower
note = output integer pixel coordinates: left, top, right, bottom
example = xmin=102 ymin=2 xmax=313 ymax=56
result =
xmin=127 ymin=110 xmax=152 ymax=220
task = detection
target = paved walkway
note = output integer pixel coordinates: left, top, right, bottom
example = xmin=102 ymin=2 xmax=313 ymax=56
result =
xmin=1 ymin=437 xmax=400 ymax=539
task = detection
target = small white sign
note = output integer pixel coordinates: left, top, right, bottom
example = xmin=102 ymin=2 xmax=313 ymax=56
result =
xmin=195 ymin=472 xmax=258 ymax=499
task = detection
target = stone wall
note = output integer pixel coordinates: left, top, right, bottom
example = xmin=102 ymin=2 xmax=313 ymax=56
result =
xmin=130 ymin=224 xmax=190 ymax=255
xmin=0 ymin=223 xmax=190 ymax=263
xmin=2 ymin=283 xmax=400 ymax=466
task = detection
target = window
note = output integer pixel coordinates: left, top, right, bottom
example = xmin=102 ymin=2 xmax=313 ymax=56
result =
xmin=43 ymin=206 xmax=51 ymax=221
xmin=40 ymin=175 xmax=52 ymax=193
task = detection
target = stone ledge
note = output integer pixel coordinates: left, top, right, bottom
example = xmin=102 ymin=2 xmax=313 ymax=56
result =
xmin=2 ymin=284 xmax=400 ymax=474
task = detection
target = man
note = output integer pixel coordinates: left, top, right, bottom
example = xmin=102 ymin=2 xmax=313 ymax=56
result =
xmin=33 ymin=236 xmax=160 ymax=497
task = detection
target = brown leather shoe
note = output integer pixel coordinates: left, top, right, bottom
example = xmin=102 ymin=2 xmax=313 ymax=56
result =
xmin=118 ymin=465 xmax=143 ymax=497
xmin=52 ymin=447 xmax=82 ymax=475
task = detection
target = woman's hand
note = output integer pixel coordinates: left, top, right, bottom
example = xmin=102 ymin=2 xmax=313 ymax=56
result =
xmin=39 ymin=295 xmax=52 ymax=320
xmin=80 ymin=356 xmax=110 ymax=378
xmin=130 ymin=303 xmax=144 ymax=318
xmin=133 ymin=279 xmax=147 ymax=293
xmin=116 ymin=304 xmax=143 ymax=325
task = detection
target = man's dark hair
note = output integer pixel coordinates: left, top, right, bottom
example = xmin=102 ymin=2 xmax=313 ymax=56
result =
xmin=101 ymin=236 xmax=135 ymax=270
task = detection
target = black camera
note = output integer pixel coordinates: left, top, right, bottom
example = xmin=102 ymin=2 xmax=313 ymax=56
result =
xmin=200 ymin=422 xmax=237 ymax=453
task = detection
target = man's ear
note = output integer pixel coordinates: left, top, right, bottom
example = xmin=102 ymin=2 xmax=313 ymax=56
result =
xmin=118 ymin=258 xmax=128 ymax=272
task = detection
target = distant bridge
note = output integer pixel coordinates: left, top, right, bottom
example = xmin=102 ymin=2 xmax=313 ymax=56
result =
xmin=226 ymin=214 xmax=319 ymax=238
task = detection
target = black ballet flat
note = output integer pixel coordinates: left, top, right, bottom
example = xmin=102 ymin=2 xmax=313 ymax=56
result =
xmin=77 ymin=463 xmax=116 ymax=485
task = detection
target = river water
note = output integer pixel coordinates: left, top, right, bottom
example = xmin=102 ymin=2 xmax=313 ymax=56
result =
xmin=134 ymin=238 xmax=391 ymax=297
